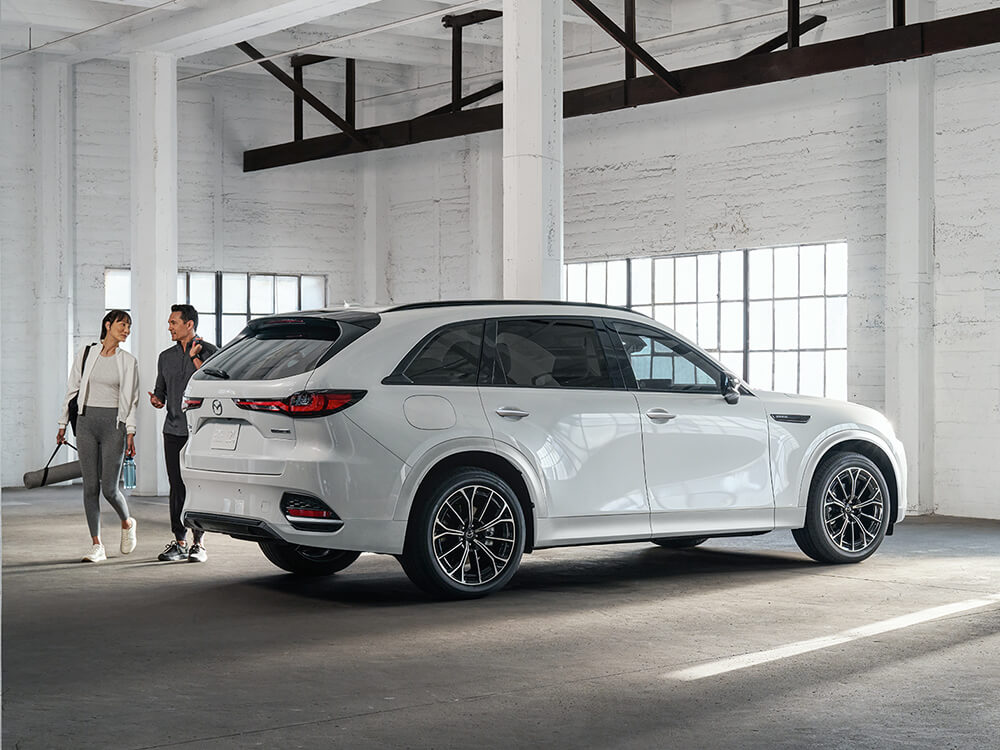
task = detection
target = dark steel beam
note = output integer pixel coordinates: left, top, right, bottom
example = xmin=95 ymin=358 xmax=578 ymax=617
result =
xmin=293 ymin=65 xmax=304 ymax=141
xmin=568 ymin=0 xmax=682 ymax=95
xmin=442 ymin=10 xmax=502 ymax=29
xmin=452 ymin=23 xmax=462 ymax=111
xmin=236 ymin=42 xmax=365 ymax=145
xmin=625 ymin=0 xmax=637 ymax=80
xmin=893 ymin=0 xmax=906 ymax=28
xmin=742 ymin=15 xmax=826 ymax=57
xmin=290 ymin=54 xmax=336 ymax=68
xmin=788 ymin=0 xmax=801 ymax=49
xmin=346 ymin=58 xmax=356 ymax=126
xmin=245 ymin=8 xmax=1000 ymax=171
xmin=418 ymin=81 xmax=503 ymax=119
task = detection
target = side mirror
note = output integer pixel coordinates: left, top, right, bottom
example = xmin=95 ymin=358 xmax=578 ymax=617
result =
xmin=721 ymin=373 xmax=741 ymax=405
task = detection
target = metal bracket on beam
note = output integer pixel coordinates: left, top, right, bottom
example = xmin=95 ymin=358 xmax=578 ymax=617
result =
xmin=569 ymin=0 xmax=682 ymax=95
xmin=236 ymin=42 xmax=363 ymax=146
xmin=788 ymin=0 xmax=801 ymax=49
xmin=441 ymin=9 xmax=502 ymax=113
xmin=742 ymin=15 xmax=826 ymax=57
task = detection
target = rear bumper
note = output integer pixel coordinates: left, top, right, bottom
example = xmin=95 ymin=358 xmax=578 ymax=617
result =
xmin=180 ymin=468 xmax=408 ymax=554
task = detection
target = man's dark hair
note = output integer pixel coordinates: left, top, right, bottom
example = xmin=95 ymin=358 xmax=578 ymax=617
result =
xmin=171 ymin=303 xmax=199 ymax=330
xmin=100 ymin=309 xmax=132 ymax=341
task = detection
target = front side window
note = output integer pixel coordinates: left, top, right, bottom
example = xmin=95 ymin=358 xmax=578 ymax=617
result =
xmin=613 ymin=321 xmax=721 ymax=393
xmin=493 ymin=318 xmax=613 ymax=389
xmin=392 ymin=321 xmax=485 ymax=386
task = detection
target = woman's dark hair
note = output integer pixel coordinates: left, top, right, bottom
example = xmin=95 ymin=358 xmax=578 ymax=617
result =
xmin=100 ymin=309 xmax=132 ymax=340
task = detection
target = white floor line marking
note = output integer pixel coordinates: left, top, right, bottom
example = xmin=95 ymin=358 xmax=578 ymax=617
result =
xmin=667 ymin=593 xmax=1000 ymax=681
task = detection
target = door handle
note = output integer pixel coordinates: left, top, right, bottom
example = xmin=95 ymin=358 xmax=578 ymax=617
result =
xmin=645 ymin=408 xmax=677 ymax=422
xmin=496 ymin=407 xmax=530 ymax=419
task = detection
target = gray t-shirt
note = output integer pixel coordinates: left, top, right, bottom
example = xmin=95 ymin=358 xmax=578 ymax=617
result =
xmin=86 ymin=352 xmax=121 ymax=408
xmin=154 ymin=338 xmax=219 ymax=436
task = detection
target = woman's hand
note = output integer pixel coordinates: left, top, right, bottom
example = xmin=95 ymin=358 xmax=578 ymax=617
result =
xmin=56 ymin=427 xmax=67 ymax=445
xmin=126 ymin=434 xmax=136 ymax=458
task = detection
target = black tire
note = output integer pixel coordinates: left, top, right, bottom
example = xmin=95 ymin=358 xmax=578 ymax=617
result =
xmin=399 ymin=468 xmax=526 ymax=599
xmin=651 ymin=537 xmax=709 ymax=549
xmin=258 ymin=541 xmax=361 ymax=576
xmin=793 ymin=451 xmax=890 ymax=564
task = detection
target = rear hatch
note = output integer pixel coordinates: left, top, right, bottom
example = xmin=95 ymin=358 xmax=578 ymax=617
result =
xmin=183 ymin=311 xmax=379 ymax=474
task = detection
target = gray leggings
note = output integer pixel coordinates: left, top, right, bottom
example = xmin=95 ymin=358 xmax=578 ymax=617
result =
xmin=77 ymin=407 xmax=130 ymax=539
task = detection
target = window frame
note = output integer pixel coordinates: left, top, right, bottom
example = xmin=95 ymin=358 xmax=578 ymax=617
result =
xmin=482 ymin=316 xmax=627 ymax=391
xmin=383 ymin=320 xmax=487 ymax=387
xmin=606 ymin=318 xmax=726 ymax=395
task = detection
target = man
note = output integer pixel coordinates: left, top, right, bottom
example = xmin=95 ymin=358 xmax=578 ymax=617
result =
xmin=149 ymin=304 xmax=218 ymax=563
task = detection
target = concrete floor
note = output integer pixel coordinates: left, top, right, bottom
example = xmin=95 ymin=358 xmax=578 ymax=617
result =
xmin=3 ymin=485 xmax=1000 ymax=750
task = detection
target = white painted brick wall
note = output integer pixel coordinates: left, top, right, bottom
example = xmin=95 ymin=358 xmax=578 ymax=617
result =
xmin=1 ymin=60 xmax=357 ymax=485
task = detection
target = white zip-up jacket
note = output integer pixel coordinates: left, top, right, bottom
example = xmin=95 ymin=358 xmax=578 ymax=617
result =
xmin=58 ymin=343 xmax=140 ymax=435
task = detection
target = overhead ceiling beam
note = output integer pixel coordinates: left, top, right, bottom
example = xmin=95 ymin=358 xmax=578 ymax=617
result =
xmin=236 ymin=41 xmax=365 ymax=145
xmin=244 ymin=7 xmax=1000 ymax=171
xmin=742 ymin=14 xmax=826 ymax=57
xmin=567 ymin=0 xmax=681 ymax=96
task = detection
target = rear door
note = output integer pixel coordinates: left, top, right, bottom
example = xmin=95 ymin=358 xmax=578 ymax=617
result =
xmin=478 ymin=317 xmax=649 ymax=546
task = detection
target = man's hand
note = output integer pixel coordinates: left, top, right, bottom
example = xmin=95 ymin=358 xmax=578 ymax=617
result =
xmin=190 ymin=338 xmax=203 ymax=360
xmin=148 ymin=391 xmax=164 ymax=409
xmin=125 ymin=434 xmax=136 ymax=458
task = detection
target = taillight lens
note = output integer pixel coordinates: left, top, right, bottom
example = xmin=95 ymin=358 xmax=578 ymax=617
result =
xmin=234 ymin=390 xmax=365 ymax=418
xmin=183 ymin=397 xmax=204 ymax=411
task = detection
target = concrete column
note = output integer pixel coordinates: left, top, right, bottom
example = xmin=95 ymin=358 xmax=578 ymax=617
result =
xmin=36 ymin=59 xmax=76 ymax=471
xmin=130 ymin=51 xmax=178 ymax=496
xmin=355 ymin=153 xmax=390 ymax=305
xmin=884 ymin=0 xmax=934 ymax=514
xmin=470 ymin=133 xmax=503 ymax=298
xmin=502 ymin=0 xmax=563 ymax=300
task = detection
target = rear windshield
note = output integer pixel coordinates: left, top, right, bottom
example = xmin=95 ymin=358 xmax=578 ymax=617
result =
xmin=194 ymin=315 xmax=377 ymax=381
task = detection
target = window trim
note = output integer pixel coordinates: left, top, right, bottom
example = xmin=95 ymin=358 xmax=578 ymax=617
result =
xmin=382 ymin=320 xmax=487 ymax=387
xmin=607 ymin=318 xmax=727 ymax=395
xmin=483 ymin=315 xmax=627 ymax=391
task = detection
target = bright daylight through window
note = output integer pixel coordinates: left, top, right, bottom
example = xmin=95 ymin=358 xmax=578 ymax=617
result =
xmin=564 ymin=243 xmax=848 ymax=400
xmin=104 ymin=270 xmax=327 ymax=349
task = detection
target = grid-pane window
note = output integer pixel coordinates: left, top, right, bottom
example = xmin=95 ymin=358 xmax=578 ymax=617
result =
xmin=564 ymin=242 xmax=848 ymax=400
xmin=107 ymin=270 xmax=327 ymax=350
xmin=103 ymin=269 xmax=133 ymax=353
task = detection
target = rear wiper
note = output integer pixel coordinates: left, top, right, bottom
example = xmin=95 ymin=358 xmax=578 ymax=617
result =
xmin=202 ymin=367 xmax=230 ymax=380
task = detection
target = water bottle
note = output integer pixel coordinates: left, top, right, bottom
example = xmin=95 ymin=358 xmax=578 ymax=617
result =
xmin=122 ymin=457 xmax=137 ymax=490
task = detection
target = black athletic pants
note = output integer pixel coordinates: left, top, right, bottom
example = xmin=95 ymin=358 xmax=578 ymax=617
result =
xmin=164 ymin=432 xmax=203 ymax=544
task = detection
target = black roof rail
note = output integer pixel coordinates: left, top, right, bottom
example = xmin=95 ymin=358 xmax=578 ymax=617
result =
xmin=385 ymin=299 xmax=634 ymax=314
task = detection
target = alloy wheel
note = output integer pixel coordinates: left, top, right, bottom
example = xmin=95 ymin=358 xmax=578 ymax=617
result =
xmin=431 ymin=484 xmax=518 ymax=587
xmin=823 ymin=466 xmax=885 ymax=553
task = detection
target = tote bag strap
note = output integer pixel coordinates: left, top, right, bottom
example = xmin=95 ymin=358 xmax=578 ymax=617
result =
xmin=41 ymin=441 xmax=77 ymax=487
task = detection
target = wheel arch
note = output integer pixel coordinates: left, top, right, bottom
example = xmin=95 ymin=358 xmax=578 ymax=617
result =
xmin=803 ymin=434 xmax=901 ymax=533
xmin=404 ymin=450 xmax=538 ymax=553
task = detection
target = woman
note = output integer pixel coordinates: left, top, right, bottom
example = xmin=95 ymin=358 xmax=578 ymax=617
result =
xmin=57 ymin=310 xmax=140 ymax=562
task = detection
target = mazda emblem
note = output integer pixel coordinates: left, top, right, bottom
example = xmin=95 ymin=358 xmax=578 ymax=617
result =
xmin=212 ymin=399 xmax=223 ymax=416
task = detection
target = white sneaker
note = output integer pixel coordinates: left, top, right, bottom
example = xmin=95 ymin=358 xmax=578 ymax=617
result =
xmin=121 ymin=517 xmax=137 ymax=554
xmin=82 ymin=544 xmax=106 ymax=563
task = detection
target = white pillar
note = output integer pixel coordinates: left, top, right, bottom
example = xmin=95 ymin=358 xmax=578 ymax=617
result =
xmin=130 ymin=51 xmax=178 ymax=496
xmin=36 ymin=59 xmax=76 ymax=471
xmin=502 ymin=0 xmax=563 ymax=300
xmin=470 ymin=133 xmax=503 ymax=298
xmin=884 ymin=0 xmax=934 ymax=514
xmin=355 ymin=153 xmax=390 ymax=305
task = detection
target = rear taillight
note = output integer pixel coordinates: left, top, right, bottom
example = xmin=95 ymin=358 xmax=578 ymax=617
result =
xmin=280 ymin=493 xmax=343 ymax=532
xmin=183 ymin=397 xmax=204 ymax=411
xmin=233 ymin=390 xmax=365 ymax=418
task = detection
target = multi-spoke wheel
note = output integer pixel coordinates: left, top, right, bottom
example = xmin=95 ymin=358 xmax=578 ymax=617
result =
xmin=400 ymin=468 xmax=525 ymax=599
xmin=259 ymin=541 xmax=361 ymax=576
xmin=793 ymin=452 xmax=890 ymax=563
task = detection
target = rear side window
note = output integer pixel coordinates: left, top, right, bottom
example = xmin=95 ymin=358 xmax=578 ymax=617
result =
xmin=493 ymin=318 xmax=613 ymax=389
xmin=195 ymin=316 xmax=376 ymax=381
xmin=387 ymin=321 xmax=485 ymax=386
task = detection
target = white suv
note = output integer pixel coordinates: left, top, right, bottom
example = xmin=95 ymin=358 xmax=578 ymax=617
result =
xmin=181 ymin=301 xmax=906 ymax=598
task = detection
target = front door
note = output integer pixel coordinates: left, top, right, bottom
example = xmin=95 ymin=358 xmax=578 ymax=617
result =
xmin=610 ymin=320 xmax=774 ymax=537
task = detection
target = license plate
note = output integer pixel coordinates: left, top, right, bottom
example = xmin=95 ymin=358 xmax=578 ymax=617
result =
xmin=210 ymin=424 xmax=240 ymax=451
